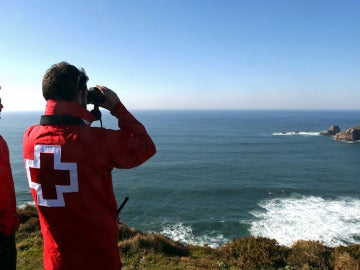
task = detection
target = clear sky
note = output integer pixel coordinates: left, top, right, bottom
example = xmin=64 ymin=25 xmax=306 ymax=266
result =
xmin=0 ymin=0 xmax=359 ymax=111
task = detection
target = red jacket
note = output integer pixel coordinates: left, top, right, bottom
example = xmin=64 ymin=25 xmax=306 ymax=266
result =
xmin=0 ymin=135 xmax=19 ymax=235
xmin=23 ymin=100 xmax=156 ymax=270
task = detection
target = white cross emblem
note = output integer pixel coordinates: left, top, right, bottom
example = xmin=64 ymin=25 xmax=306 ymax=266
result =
xmin=25 ymin=145 xmax=79 ymax=207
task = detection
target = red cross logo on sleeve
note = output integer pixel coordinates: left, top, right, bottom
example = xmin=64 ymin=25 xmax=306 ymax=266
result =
xmin=25 ymin=145 xmax=79 ymax=207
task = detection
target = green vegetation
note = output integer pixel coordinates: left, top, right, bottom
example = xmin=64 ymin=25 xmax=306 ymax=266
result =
xmin=16 ymin=205 xmax=360 ymax=269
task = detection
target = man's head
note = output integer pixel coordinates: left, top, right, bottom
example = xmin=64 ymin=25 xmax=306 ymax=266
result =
xmin=42 ymin=62 xmax=89 ymax=106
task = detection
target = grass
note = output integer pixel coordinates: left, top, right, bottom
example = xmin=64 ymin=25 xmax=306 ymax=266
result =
xmin=16 ymin=205 xmax=360 ymax=270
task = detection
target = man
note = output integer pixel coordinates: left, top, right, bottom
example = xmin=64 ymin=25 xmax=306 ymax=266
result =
xmin=23 ymin=62 xmax=156 ymax=270
xmin=0 ymin=86 xmax=19 ymax=270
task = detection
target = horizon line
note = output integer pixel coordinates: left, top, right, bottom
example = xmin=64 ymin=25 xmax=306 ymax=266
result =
xmin=3 ymin=108 xmax=360 ymax=113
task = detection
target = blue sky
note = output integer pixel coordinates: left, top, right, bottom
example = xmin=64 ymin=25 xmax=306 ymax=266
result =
xmin=0 ymin=0 xmax=359 ymax=111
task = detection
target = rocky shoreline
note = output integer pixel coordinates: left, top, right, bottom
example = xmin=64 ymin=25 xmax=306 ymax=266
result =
xmin=321 ymin=125 xmax=360 ymax=141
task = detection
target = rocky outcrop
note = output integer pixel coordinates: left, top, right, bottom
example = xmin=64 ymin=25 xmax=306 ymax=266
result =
xmin=321 ymin=125 xmax=341 ymax=136
xmin=334 ymin=126 xmax=360 ymax=141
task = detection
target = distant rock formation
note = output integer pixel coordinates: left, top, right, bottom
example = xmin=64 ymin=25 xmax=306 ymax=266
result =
xmin=321 ymin=125 xmax=341 ymax=136
xmin=334 ymin=126 xmax=360 ymax=141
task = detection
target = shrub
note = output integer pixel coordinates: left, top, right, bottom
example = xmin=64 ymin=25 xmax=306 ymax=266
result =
xmin=334 ymin=252 xmax=359 ymax=270
xmin=18 ymin=217 xmax=40 ymax=233
xmin=286 ymin=240 xmax=333 ymax=270
xmin=119 ymin=233 xmax=189 ymax=256
xmin=333 ymin=245 xmax=360 ymax=270
xmin=218 ymin=236 xmax=288 ymax=269
xmin=335 ymin=245 xmax=360 ymax=262
xmin=17 ymin=204 xmax=38 ymax=224
xmin=118 ymin=221 xmax=144 ymax=241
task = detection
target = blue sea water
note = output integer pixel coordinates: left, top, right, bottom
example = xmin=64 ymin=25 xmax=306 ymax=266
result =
xmin=1 ymin=110 xmax=359 ymax=248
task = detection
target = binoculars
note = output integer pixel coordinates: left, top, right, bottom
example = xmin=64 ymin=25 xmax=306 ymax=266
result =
xmin=87 ymin=87 xmax=105 ymax=105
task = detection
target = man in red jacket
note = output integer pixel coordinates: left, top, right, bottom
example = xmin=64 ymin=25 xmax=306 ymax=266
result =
xmin=0 ymin=86 xmax=20 ymax=270
xmin=23 ymin=62 xmax=156 ymax=270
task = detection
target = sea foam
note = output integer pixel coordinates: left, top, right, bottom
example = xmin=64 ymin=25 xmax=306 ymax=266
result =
xmin=249 ymin=196 xmax=360 ymax=247
xmin=160 ymin=222 xmax=227 ymax=248
xmin=272 ymin=131 xmax=322 ymax=136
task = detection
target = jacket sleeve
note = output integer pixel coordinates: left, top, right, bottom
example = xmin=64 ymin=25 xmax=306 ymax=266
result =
xmin=0 ymin=137 xmax=12 ymax=213
xmin=106 ymin=102 xmax=156 ymax=169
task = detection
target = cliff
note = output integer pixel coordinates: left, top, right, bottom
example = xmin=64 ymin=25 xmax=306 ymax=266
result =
xmin=17 ymin=204 xmax=360 ymax=270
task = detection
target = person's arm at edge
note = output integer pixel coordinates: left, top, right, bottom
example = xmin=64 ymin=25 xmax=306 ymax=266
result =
xmin=97 ymin=85 xmax=156 ymax=167
xmin=96 ymin=85 xmax=154 ymax=135
xmin=0 ymin=138 xmax=11 ymax=214
xmin=110 ymin=102 xmax=156 ymax=167
xmin=110 ymin=102 xmax=148 ymax=134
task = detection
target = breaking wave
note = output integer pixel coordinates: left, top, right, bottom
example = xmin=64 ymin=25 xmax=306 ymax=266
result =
xmin=249 ymin=196 xmax=360 ymax=247
xmin=160 ymin=222 xmax=228 ymax=248
xmin=272 ymin=131 xmax=322 ymax=136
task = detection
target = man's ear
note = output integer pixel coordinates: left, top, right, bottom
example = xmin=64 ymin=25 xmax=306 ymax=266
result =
xmin=75 ymin=89 xmax=88 ymax=109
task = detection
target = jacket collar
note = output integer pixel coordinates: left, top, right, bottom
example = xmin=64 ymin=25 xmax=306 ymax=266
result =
xmin=44 ymin=100 xmax=96 ymax=125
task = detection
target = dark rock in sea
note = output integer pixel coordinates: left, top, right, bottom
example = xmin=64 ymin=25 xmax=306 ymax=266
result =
xmin=321 ymin=125 xmax=341 ymax=136
xmin=334 ymin=125 xmax=360 ymax=141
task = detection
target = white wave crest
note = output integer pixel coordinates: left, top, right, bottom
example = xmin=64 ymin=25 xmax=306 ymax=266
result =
xmin=18 ymin=201 xmax=35 ymax=208
xmin=249 ymin=196 xmax=360 ymax=247
xmin=160 ymin=222 xmax=227 ymax=248
xmin=273 ymin=131 xmax=322 ymax=136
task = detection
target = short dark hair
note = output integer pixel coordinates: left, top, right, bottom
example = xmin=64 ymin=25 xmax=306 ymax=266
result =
xmin=42 ymin=61 xmax=89 ymax=101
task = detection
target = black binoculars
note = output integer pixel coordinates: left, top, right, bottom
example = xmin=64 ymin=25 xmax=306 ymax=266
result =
xmin=87 ymin=87 xmax=105 ymax=105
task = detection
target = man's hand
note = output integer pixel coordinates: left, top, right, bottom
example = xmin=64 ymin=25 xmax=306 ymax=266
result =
xmin=96 ymin=85 xmax=120 ymax=111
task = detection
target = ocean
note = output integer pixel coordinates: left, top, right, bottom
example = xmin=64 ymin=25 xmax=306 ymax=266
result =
xmin=1 ymin=110 xmax=359 ymax=248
